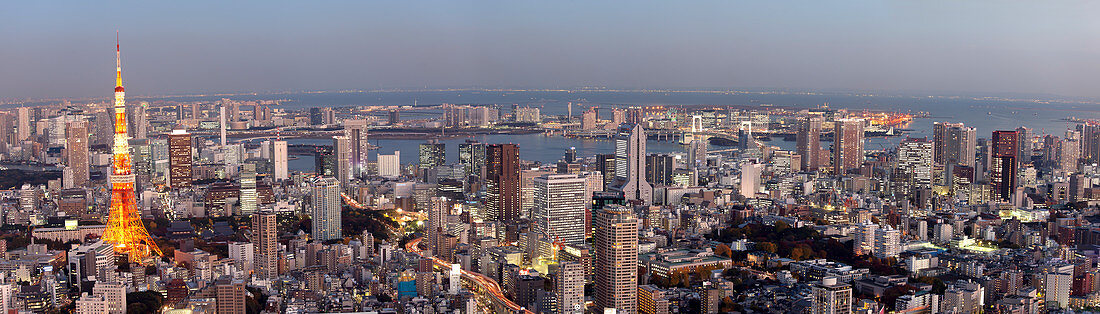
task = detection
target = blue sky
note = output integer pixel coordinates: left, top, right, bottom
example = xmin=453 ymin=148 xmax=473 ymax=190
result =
xmin=3 ymin=1 xmax=1100 ymax=99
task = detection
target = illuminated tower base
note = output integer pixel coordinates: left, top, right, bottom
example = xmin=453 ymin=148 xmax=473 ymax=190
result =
xmin=101 ymin=34 xmax=162 ymax=263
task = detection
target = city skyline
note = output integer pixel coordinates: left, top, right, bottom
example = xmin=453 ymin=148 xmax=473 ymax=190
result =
xmin=7 ymin=1 xmax=1100 ymax=100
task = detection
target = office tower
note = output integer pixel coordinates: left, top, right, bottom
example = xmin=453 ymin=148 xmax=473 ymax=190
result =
xmin=0 ymin=112 xmax=12 ymax=145
xmin=933 ymin=122 xmax=977 ymax=167
xmin=521 ymin=169 xmax=556 ymax=218
xmin=1059 ymin=138 xmax=1080 ymax=172
xmin=533 ymin=174 xmax=587 ymax=246
xmin=333 ymin=136 xmax=351 ymax=186
xmin=833 ymin=118 xmax=865 ymax=174
xmin=897 ymin=138 xmax=934 ymax=189
xmin=812 ymin=277 xmax=852 ymax=314
xmin=554 ymin=262 xmax=585 ymax=314
xmin=65 ymin=121 xmax=89 ymax=188
xmin=797 ymin=115 xmax=823 ymax=171
xmin=388 ymin=110 xmax=400 ymax=125
xmin=595 ymin=154 xmax=616 ymax=188
xmin=128 ymin=102 xmax=147 ymax=140
xmin=1079 ymin=123 xmax=1100 ymax=163
xmin=594 ymin=205 xmax=638 ymax=313
xmin=310 ymin=107 xmax=324 ymax=125
xmin=688 ymin=139 xmax=707 ymax=167
xmin=741 ymin=161 xmax=764 ymax=198
xmin=645 ymin=154 xmax=674 ymax=186
xmin=419 ymin=140 xmax=446 ymax=170
xmin=873 ymin=225 xmax=901 ymax=258
xmin=239 ymin=164 xmax=257 ymax=216
xmin=378 ymin=151 xmax=401 ymax=177
xmin=311 ymin=177 xmax=342 ymax=241
xmin=101 ymin=37 xmax=162 ymax=262
xmin=615 ymin=124 xmax=652 ymax=204
xmin=459 ymin=140 xmax=487 ymax=178
xmin=272 ymin=140 xmax=288 ymax=180
xmin=1016 ymin=126 xmax=1031 ymax=165
xmin=485 ymin=144 xmax=521 ymax=222
xmin=344 ymin=119 xmax=370 ymax=176
xmin=315 ymin=146 xmax=335 ymax=176
xmin=991 ymin=130 xmax=1018 ymax=201
xmin=92 ymin=282 xmax=126 ymax=314
xmin=168 ymin=129 xmax=193 ymax=188
xmin=75 ymin=293 xmax=108 ymax=314
xmin=215 ymin=277 xmax=247 ymax=314
xmin=16 ymin=107 xmax=30 ymax=142
xmin=253 ymin=211 xmax=278 ymax=279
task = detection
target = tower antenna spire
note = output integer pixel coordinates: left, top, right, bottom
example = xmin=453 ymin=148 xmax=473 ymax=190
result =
xmin=116 ymin=31 xmax=123 ymax=88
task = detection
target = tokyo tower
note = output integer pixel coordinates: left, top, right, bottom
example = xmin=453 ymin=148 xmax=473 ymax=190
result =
xmin=101 ymin=33 xmax=162 ymax=262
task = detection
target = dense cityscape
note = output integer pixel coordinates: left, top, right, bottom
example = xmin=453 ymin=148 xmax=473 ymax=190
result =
xmin=11 ymin=0 xmax=1100 ymax=313
xmin=1 ymin=37 xmax=1100 ymax=314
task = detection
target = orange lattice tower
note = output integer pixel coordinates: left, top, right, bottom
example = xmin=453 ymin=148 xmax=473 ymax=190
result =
xmin=101 ymin=33 xmax=162 ymax=262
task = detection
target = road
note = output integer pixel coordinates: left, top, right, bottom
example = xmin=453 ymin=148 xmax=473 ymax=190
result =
xmin=405 ymin=238 xmax=534 ymax=314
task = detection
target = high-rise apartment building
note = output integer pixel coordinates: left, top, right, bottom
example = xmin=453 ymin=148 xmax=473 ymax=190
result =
xmin=168 ymin=129 xmax=193 ymax=188
xmin=873 ymin=225 xmax=900 ymax=259
xmin=65 ymin=121 xmax=89 ymax=188
xmin=533 ymin=174 xmax=587 ymax=246
xmin=812 ymin=277 xmax=852 ymax=314
xmin=92 ymin=282 xmax=126 ymax=314
xmin=333 ymin=136 xmax=351 ymax=187
xmin=554 ymin=261 xmax=585 ymax=314
xmin=933 ymin=122 xmax=977 ymax=167
xmin=485 ymin=143 xmax=520 ymax=222
xmin=594 ymin=205 xmax=638 ymax=313
xmin=16 ymin=107 xmax=30 ymax=142
xmin=253 ymin=211 xmax=278 ymax=279
xmin=272 ymin=140 xmax=288 ymax=181
xmin=797 ymin=115 xmax=823 ymax=171
xmin=344 ymin=119 xmax=370 ymax=177
xmin=833 ymin=118 xmax=864 ymax=174
xmin=311 ymin=177 xmax=342 ymax=241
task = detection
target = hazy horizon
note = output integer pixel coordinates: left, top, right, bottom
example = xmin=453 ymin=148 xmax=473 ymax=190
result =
xmin=6 ymin=1 xmax=1100 ymax=100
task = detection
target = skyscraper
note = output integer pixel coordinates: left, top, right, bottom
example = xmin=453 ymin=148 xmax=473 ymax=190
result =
xmin=614 ymin=124 xmax=652 ymax=204
xmin=344 ymin=119 xmax=370 ymax=177
xmin=168 ymin=129 xmax=193 ymax=188
xmin=1016 ymin=126 xmax=1031 ymax=166
xmin=426 ymin=196 xmax=448 ymax=256
xmin=459 ymin=140 xmax=487 ymax=178
xmin=812 ymin=277 xmax=852 ymax=314
xmin=897 ymin=138 xmax=934 ymax=189
xmin=333 ymin=136 xmax=351 ymax=187
xmin=252 ymin=211 xmax=277 ymax=280
xmin=311 ymin=177 xmax=342 ymax=241
xmin=272 ymin=140 xmax=288 ymax=180
xmin=128 ymin=102 xmax=147 ymax=140
xmin=419 ymin=140 xmax=446 ymax=171
xmin=991 ymin=130 xmax=1019 ymax=201
xmin=16 ymin=107 xmax=30 ymax=142
xmin=933 ymin=122 xmax=977 ymax=167
xmin=65 ymin=121 xmax=89 ymax=188
xmin=833 ymin=118 xmax=865 ymax=174
xmin=644 ymin=154 xmax=674 ymax=186
xmin=797 ymin=115 xmax=823 ymax=171
xmin=594 ymin=205 xmax=638 ymax=313
xmin=239 ymin=163 xmax=257 ymax=216
xmin=485 ymin=144 xmax=520 ymax=222
xmin=533 ymin=174 xmax=587 ymax=246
